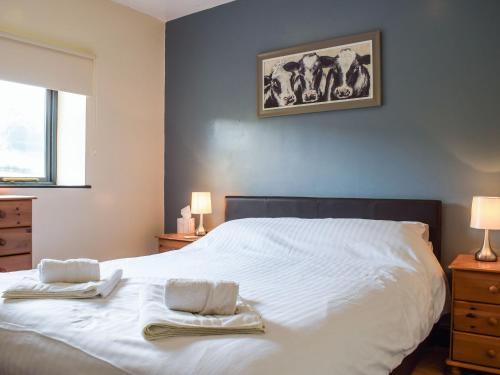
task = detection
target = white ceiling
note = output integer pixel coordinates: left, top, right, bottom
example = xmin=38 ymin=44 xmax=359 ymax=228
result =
xmin=112 ymin=0 xmax=235 ymax=22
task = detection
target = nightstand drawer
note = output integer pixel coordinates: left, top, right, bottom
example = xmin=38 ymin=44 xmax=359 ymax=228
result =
xmin=0 ymin=201 xmax=32 ymax=228
xmin=455 ymin=270 xmax=500 ymax=304
xmin=453 ymin=331 xmax=500 ymax=368
xmin=159 ymin=239 xmax=190 ymax=252
xmin=0 ymin=253 xmax=32 ymax=272
xmin=157 ymin=234 xmax=199 ymax=253
xmin=454 ymin=301 xmax=500 ymax=336
xmin=0 ymin=228 xmax=32 ymax=257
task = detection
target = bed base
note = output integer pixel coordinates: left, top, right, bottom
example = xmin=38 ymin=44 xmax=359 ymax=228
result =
xmin=391 ymin=337 xmax=429 ymax=375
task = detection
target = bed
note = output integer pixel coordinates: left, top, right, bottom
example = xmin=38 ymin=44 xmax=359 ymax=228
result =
xmin=225 ymin=196 xmax=445 ymax=375
xmin=0 ymin=196 xmax=446 ymax=375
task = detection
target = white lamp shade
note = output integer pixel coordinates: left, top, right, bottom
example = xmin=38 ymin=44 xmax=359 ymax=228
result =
xmin=471 ymin=196 xmax=500 ymax=230
xmin=191 ymin=192 xmax=212 ymax=214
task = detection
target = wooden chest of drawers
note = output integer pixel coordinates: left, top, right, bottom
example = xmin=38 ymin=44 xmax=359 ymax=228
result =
xmin=0 ymin=196 xmax=36 ymax=272
xmin=447 ymin=255 xmax=500 ymax=374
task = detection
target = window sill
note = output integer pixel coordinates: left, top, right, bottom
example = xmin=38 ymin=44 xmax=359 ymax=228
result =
xmin=0 ymin=184 xmax=91 ymax=189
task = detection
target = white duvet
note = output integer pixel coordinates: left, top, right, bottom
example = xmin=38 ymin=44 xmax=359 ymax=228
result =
xmin=0 ymin=218 xmax=447 ymax=375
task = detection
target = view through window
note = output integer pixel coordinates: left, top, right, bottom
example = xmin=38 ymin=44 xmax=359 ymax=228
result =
xmin=0 ymin=80 xmax=54 ymax=182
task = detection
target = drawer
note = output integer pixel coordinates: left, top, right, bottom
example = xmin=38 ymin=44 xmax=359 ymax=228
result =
xmin=0 ymin=201 xmax=32 ymax=228
xmin=454 ymin=301 xmax=500 ymax=337
xmin=158 ymin=239 xmax=189 ymax=252
xmin=453 ymin=331 xmax=500 ymax=368
xmin=0 ymin=227 xmax=32 ymax=257
xmin=0 ymin=253 xmax=32 ymax=272
xmin=455 ymin=270 xmax=500 ymax=304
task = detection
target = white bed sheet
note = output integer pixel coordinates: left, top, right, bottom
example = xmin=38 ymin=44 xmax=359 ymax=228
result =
xmin=0 ymin=218 xmax=447 ymax=375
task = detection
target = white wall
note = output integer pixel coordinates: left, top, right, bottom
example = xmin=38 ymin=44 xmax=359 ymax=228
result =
xmin=0 ymin=0 xmax=165 ymax=264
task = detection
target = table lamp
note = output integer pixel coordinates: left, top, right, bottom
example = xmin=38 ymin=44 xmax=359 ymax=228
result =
xmin=471 ymin=196 xmax=500 ymax=262
xmin=191 ymin=192 xmax=212 ymax=236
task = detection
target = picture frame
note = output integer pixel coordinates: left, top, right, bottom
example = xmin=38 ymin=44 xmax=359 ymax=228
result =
xmin=257 ymin=30 xmax=381 ymax=118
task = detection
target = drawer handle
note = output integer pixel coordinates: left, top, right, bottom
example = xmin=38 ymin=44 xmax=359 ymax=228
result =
xmin=489 ymin=285 xmax=499 ymax=294
xmin=487 ymin=349 xmax=497 ymax=358
xmin=466 ymin=313 xmax=477 ymax=318
xmin=489 ymin=317 xmax=499 ymax=326
xmin=0 ymin=210 xmax=5 ymax=219
xmin=0 ymin=239 xmax=5 ymax=247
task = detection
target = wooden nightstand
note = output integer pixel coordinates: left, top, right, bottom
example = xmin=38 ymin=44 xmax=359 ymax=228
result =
xmin=0 ymin=195 xmax=36 ymax=272
xmin=156 ymin=233 xmax=199 ymax=253
xmin=447 ymin=254 xmax=500 ymax=374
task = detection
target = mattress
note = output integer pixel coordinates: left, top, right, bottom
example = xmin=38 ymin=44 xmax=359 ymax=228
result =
xmin=0 ymin=218 xmax=447 ymax=375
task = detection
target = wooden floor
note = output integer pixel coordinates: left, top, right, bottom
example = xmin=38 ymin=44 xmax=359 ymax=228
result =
xmin=412 ymin=347 xmax=447 ymax=375
xmin=412 ymin=347 xmax=484 ymax=375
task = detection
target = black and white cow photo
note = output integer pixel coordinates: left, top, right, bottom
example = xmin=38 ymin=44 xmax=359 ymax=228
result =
xmin=258 ymin=32 xmax=381 ymax=117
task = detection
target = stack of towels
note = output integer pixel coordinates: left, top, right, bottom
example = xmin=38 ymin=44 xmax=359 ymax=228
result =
xmin=2 ymin=258 xmax=122 ymax=299
xmin=140 ymin=278 xmax=265 ymax=340
xmin=1 ymin=260 xmax=263 ymax=340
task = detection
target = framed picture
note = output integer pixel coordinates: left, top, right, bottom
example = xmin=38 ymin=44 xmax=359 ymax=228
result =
xmin=257 ymin=31 xmax=381 ymax=118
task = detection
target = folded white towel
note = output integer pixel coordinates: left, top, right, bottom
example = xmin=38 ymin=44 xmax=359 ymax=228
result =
xmin=165 ymin=278 xmax=239 ymax=315
xmin=140 ymin=284 xmax=265 ymax=340
xmin=38 ymin=258 xmax=100 ymax=283
xmin=1 ymin=269 xmax=123 ymax=299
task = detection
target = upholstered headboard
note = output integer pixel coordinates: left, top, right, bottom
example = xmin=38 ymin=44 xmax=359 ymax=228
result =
xmin=224 ymin=196 xmax=442 ymax=260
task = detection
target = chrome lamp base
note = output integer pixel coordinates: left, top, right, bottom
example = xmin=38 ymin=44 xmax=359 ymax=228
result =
xmin=195 ymin=213 xmax=206 ymax=236
xmin=475 ymin=229 xmax=497 ymax=262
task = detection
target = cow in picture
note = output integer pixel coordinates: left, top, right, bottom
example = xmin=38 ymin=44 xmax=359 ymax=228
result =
xmin=322 ymin=48 xmax=371 ymax=100
xmin=264 ymin=63 xmax=297 ymax=108
xmin=283 ymin=53 xmax=330 ymax=104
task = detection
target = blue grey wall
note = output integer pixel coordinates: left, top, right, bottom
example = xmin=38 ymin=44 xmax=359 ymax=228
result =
xmin=165 ymin=0 xmax=500 ymax=266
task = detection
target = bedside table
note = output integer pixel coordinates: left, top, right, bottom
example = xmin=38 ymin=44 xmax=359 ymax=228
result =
xmin=447 ymin=254 xmax=500 ymax=374
xmin=156 ymin=233 xmax=199 ymax=253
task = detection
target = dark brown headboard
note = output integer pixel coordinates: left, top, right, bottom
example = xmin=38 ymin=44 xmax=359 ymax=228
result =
xmin=225 ymin=196 xmax=442 ymax=260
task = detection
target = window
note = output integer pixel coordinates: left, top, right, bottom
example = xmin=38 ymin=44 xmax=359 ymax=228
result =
xmin=0 ymin=33 xmax=92 ymax=187
xmin=56 ymin=91 xmax=86 ymax=186
xmin=0 ymin=79 xmax=87 ymax=186
xmin=0 ymin=79 xmax=57 ymax=184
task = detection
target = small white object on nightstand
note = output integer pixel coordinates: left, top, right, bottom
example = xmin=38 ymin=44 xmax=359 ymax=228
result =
xmin=177 ymin=205 xmax=195 ymax=234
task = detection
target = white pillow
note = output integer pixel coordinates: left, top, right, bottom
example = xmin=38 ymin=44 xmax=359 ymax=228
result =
xmin=402 ymin=221 xmax=430 ymax=242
